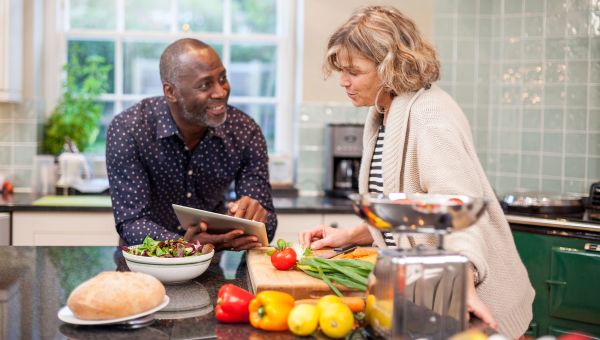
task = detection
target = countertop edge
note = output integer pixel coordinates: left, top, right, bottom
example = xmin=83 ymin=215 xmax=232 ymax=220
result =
xmin=506 ymin=214 xmax=600 ymax=233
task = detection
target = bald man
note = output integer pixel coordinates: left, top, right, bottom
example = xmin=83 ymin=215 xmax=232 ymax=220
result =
xmin=106 ymin=38 xmax=277 ymax=250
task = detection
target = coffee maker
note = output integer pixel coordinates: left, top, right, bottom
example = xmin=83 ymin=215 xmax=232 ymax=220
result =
xmin=323 ymin=123 xmax=363 ymax=198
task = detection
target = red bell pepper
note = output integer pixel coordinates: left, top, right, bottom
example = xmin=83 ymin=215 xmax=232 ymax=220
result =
xmin=215 ymin=284 xmax=255 ymax=323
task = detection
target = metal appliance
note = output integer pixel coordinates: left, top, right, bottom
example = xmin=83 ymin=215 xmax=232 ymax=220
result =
xmin=588 ymin=182 xmax=600 ymax=211
xmin=501 ymin=192 xmax=584 ymax=215
xmin=324 ymin=123 xmax=363 ymax=198
xmin=350 ymin=193 xmax=487 ymax=339
xmin=55 ymin=152 xmax=109 ymax=195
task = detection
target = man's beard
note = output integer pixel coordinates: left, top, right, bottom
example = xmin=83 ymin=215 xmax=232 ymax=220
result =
xmin=177 ymin=94 xmax=227 ymax=128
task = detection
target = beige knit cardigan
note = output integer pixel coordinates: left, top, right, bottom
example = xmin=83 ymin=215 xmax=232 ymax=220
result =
xmin=358 ymin=84 xmax=535 ymax=339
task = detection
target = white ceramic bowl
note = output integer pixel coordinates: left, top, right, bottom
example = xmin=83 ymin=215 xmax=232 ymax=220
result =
xmin=122 ymin=249 xmax=214 ymax=284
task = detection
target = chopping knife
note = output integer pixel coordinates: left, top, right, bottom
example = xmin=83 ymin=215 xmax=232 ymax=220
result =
xmin=317 ymin=244 xmax=358 ymax=259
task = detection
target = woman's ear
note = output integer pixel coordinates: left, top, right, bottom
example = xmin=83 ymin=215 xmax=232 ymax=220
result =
xmin=163 ymin=82 xmax=177 ymax=102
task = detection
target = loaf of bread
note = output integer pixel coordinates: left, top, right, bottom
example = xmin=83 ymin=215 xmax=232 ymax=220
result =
xmin=67 ymin=271 xmax=166 ymax=320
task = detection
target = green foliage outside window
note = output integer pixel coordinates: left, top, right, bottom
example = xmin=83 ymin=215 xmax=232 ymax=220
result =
xmin=43 ymin=45 xmax=112 ymax=155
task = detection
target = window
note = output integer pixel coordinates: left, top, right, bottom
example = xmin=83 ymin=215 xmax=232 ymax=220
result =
xmin=54 ymin=0 xmax=294 ymax=154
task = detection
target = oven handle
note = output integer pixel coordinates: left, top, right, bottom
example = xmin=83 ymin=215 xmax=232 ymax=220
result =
xmin=545 ymin=279 xmax=567 ymax=286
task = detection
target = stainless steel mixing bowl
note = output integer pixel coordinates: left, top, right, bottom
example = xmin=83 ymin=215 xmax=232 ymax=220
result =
xmin=349 ymin=193 xmax=487 ymax=233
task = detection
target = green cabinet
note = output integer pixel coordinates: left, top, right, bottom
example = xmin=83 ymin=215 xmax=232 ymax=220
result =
xmin=512 ymin=227 xmax=600 ymax=338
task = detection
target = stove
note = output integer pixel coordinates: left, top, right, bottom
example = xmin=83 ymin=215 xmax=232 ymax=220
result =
xmin=500 ymin=191 xmax=600 ymax=226
xmin=503 ymin=207 xmax=600 ymax=226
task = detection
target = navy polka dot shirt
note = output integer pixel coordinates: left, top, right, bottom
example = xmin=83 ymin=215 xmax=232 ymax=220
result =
xmin=106 ymin=96 xmax=277 ymax=245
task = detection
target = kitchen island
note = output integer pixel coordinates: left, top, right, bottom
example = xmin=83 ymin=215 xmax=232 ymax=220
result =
xmin=0 ymin=246 xmax=308 ymax=339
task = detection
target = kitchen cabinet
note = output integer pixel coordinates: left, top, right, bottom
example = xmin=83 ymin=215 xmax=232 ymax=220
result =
xmin=0 ymin=0 xmax=22 ymax=102
xmin=512 ymin=227 xmax=600 ymax=338
xmin=274 ymin=213 xmax=362 ymax=243
xmin=323 ymin=213 xmax=362 ymax=229
xmin=274 ymin=214 xmax=322 ymax=243
xmin=12 ymin=211 xmax=119 ymax=246
xmin=0 ymin=213 xmax=8 ymax=245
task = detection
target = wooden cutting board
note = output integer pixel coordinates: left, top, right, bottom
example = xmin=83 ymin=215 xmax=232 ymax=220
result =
xmin=246 ymin=247 xmax=367 ymax=299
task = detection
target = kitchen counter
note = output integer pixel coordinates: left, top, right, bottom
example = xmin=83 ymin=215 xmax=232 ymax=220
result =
xmin=0 ymin=193 xmax=356 ymax=214
xmin=0 ymin=246 xmax=303 ymax=339
xmin=0 ymin=246 xmax=496 ymax=339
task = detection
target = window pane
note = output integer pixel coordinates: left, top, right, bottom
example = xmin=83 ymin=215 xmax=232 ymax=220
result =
xmin=231 ymin=0 xmax=276 ymax=34
xmin=230 ymin=44 xmax=276 ymax=97
xmin=177 ymin=0 xmax=223 ymax=33
xmin=69 ymin=0 xmax=116 ymax=30
xmin=67 ymin=40 xmax=115 ymax=93
xmin=231 ymin=103 xmax=275 ymax=152
xmin=123 ymin=41 xmax=168 ymax=95
xmin=87 ymin=101 xmax=114 ymax=154
xmin=210 ymin=43 xmax=223 ymax=59
xmin=121 ymin=100 xmax=139 ymax=112
xmin=124 ymin=0 xmax=171 ymax=31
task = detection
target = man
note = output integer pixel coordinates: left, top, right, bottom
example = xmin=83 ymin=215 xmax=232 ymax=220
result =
xmin=106 ymin=38 xmax=277 ymax=250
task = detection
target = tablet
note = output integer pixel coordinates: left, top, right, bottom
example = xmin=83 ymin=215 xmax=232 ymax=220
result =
xmin=172 ymin=204 xmax=269 ymax=246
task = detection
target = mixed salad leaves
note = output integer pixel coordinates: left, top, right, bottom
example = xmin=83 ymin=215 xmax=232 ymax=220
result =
xmin=121 ymin=235 xmax=214 ymax=257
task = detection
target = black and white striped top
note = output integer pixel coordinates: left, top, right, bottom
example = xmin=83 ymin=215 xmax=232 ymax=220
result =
xmin=368 ymin=125 xmax=396 ymax=247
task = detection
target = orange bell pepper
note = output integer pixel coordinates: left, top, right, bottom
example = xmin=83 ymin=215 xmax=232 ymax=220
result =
xmin=248 ymin=291 xmax=295 ymax=331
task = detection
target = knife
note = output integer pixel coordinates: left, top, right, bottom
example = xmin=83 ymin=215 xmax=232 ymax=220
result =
xmin=317 ymin=244 xmax=358 ymax=259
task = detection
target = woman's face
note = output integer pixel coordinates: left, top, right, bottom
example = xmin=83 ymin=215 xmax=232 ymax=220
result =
xmin=337 ymin=51 xmax=382 ymax=107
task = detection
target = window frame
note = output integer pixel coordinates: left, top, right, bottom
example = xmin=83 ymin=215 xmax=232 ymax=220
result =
xmin=43 ymin=0 xmax=296 ymax=156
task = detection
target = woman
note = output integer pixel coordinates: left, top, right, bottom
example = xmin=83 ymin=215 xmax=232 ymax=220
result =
xmin=299 ymin=6 xmax=534 ymax=338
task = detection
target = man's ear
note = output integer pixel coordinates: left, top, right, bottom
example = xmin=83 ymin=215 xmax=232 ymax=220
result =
xmin=163 ymin=82 xmax=177 ymax=102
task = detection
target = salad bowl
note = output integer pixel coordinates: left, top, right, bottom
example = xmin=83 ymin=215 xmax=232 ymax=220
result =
xmin=122 ymin=236 xmax=215 ymax=284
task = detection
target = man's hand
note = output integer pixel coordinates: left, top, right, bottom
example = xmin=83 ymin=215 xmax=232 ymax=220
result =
xmin=227 ymin=196 xmax=268 ymax=223
xmin=183 ymin=222 xmax=262 ymax=251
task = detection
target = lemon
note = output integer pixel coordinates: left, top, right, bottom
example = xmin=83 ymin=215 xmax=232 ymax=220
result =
xmin=316 ymin=295 xmax=342 ymax=315
xmin=319 ymin=302 xmax=354 ymax=339
xmin=449 ymin=329 xmax=487 ymax=340
xmin=287 ymin=304 xmax=319 ymax=336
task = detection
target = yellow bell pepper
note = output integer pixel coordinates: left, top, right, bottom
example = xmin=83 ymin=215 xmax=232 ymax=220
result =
xmin=249 ymin=291 xmax=295 ymax=331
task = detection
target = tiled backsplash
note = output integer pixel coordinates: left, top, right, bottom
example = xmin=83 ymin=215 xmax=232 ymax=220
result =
xmin=0 ymin=101 xmax=41 ymax=189
xmin=434 ymin=0 xmax=600 ymax=195
xmin=296 ymin=104 xmax=368 ymax=193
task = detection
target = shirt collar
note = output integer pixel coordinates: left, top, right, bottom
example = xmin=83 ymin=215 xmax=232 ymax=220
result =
xmin=155 ymin=98 xmax=228 ymax=141
xmin=156 ymin=98 xmax=179 ymax=140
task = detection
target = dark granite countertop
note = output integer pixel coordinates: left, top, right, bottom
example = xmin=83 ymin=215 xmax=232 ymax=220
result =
xmin=0 ymin=193 xmax=356 ymax=214
xmin=0 ymin=246 xmax=307 ymax=339
xmin=0 ymin=246 xmax=495 ymax=339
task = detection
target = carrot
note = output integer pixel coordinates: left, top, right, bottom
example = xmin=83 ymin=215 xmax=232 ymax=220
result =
xmin=294 ymin=297 xmax=365 ymax=313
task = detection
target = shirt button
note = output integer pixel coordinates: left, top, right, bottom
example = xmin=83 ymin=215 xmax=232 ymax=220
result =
xmin=184 ymin=146 xmax=189 ymax=151
xmin=187 ymin=169 xmax=193 ymax=176
xmin=186 ymin=192 xmax=192 ymax=198
xmin=177 ymin=226 xmax=182 ymax=230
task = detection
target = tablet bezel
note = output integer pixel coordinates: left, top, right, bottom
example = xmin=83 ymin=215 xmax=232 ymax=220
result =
xmin=172 ymin=204 xmax=269 ymax=246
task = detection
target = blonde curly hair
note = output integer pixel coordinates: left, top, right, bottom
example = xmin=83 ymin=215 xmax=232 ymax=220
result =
xmin=323 ymin=5 xmax=440 ymax=94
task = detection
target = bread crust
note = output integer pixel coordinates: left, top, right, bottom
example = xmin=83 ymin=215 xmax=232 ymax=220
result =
xmin=67 ymin=271 xmax=166 ymax=320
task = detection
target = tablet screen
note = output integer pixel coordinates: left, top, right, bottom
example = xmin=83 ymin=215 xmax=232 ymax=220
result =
xmin=172 ymin=204 xmax=269 ymax=246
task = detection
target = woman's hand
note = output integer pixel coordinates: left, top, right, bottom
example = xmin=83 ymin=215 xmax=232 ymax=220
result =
xmin=466 ymin=266 xmax=497 ymax=330
xmin=298 ymin=224 xmax=354 ymax=250
xmin=227 ymin=196 xmax=268 ymax=223
xmin=299 ymin=223 xmax=374 ymax=249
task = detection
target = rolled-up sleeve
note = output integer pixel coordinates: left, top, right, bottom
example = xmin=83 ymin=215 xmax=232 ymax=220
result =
xmin=234 ymin=124 xmax=277 ymax=242
xmin=106 ymin=117 xmax=181 ymax=245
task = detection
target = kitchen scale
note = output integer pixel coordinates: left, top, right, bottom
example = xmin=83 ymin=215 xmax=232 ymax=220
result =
xmin=350 ymin=193 xmax=487 ymax=339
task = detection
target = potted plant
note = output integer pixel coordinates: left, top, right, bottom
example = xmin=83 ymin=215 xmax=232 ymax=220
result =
xmin=43 ymin=48 xmax=112 ymax=155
